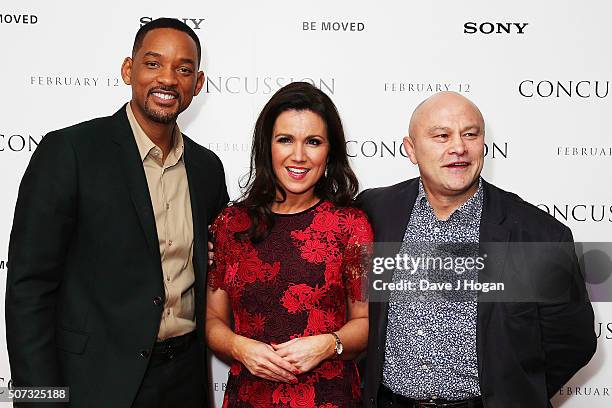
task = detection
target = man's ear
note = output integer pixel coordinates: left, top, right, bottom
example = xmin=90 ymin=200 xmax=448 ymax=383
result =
xmin=121 ymin=57 xmax=133 ymax=85
xmin=403 ymin=135 xmax=418 ymax=165
xmin=193 ymin=71 xmax=205 ymax=96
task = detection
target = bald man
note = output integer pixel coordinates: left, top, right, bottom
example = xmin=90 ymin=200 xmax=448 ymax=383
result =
xmin=358 ymin=92 xmax=596 ymax=408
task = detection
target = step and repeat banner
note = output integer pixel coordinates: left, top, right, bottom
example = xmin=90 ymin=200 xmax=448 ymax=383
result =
xmin=1 ymin=1 xmax=610 ymax=406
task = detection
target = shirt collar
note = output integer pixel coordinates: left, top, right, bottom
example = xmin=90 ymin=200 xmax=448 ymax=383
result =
xmin=416 ymin=177 xmax=484 ymax=218
xmin=125 ymin=103 xmax=184 ymax=164
xmin=416 ymin=180 xmax=429 ymax=207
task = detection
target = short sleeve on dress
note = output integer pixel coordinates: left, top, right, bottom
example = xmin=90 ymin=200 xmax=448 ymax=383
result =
xmin=207 ymin=208 xmax=229 ymax=291
xmin=206 ymin=206 xmax=244 ymax=291
xmin=340 ymin=208 xmax=374 ymax=302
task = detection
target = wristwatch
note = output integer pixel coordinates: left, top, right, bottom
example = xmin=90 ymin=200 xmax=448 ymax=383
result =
xmin=331 ymin=332 xmax=343 ymax=357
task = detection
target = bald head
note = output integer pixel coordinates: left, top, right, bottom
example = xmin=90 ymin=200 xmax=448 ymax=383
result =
xmin=402 ymin=91 xmax=486 ymax=205
xmin=408 ymin=92 xmax=484 ymax=139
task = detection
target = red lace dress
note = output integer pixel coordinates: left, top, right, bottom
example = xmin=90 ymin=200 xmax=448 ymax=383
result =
xmin=208 ymin=201 xmax=373 ymax=408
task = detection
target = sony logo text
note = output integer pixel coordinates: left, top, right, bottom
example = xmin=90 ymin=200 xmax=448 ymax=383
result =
xmin=464 ymin=22 xmax=528 ymax=34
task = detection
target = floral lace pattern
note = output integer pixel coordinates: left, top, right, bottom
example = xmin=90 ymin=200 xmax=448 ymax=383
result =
xmin=208 ymin=201 xmax=373 ymax=408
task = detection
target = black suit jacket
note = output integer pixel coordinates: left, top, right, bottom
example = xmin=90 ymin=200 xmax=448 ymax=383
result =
xmin=5 ymin=106 xmax=229 ymax=407
xmin=358 ymin=178 xmax=596 ymax=408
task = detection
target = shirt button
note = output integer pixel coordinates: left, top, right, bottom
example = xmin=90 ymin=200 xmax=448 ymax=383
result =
xmin=167 ymin=309 xmax=171 ymax=316
xmin=168 ymin=240 xmax=173 ymax=246
xmin=166 ymin=275 xmax=171 ymax=282
xmin=417 ymin=329 xmax=424 ymax=335
xmin=166 ymin=203 xmax=170 ymax=210
xmin=421 ymin=364 xmax=428 ymax=369
xmin=153 ymin=296 xmax=163 ymax=306
xmin=434 ymin=227 xmax=440 ymax=233
xmin=140 ymin=349 xmax=150 ymax=358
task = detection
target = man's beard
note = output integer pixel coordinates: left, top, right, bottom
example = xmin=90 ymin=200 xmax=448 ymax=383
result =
xmin=143 ymin=96 xmax=181 ymax=124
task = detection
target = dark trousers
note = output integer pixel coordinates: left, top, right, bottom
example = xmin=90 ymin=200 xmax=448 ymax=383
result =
xmin=377 ymin=385 xmax=483 ymax=408
xmin=378 ymin=387 xmax=407 ymax=408
xmin=132 ymin=336 xmax=204 ymax=408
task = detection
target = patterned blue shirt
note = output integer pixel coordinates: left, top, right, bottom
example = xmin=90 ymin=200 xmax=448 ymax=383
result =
xmin=382 ymin=178 xmax=484 ymax=400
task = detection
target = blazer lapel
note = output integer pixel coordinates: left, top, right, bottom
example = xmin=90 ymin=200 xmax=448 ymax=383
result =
xmin=381 ymin=180 xmax=418 ymax=243
xmin=183 ymin=140 xmax=208 ymax=304
xmin=110 ymin=106 xmax=160 ymax=261
xmin=477 ymin=179 xmax=511 ymax=379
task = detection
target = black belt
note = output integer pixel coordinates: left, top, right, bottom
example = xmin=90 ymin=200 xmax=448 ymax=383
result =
xmin=151 ymin=331 xmax=196 ymax=361
xmin=379 ymin=385 xmax=483 ymax=408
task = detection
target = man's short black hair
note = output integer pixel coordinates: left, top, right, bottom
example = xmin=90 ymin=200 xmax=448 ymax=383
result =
xmin=132 ymin=18 xmax=201 ymax=66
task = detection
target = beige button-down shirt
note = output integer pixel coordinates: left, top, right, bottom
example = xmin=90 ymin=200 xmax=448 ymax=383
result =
xmin=126 ymin=104 xmax=196 ymax=340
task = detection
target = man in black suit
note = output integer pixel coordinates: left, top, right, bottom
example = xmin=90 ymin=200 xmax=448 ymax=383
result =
xmin=5 ymin=18 xmax=228 ymax=407
xmin=359 ymin=92 xmax=596 ymax=408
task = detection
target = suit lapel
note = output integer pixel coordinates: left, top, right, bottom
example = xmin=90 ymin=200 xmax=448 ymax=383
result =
xmin=183 ymin=140 xmax=208 ymax=273
xmin=477 ymin=179 xmax=511 ymax=380
xmin=183 ymin=140 xmax=209 ymax=336
xmin=381 ymin=180 xmax=418 ymax=243
xmin=110 ymin=106 xmax=160 ymax=262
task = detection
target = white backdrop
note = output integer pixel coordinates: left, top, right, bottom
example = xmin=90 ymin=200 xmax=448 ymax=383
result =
xmin=1 ymin=1 xmax=610 ymax=406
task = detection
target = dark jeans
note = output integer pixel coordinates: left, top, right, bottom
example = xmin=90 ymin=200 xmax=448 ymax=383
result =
xmin=132 ymin=336 xmax=204 ymax=408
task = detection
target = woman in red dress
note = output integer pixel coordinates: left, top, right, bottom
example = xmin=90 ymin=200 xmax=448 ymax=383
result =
xmin=206 ymin=82 xmax=373 ymax=408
